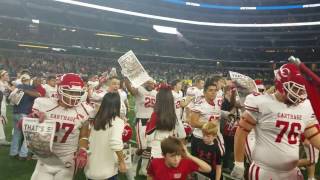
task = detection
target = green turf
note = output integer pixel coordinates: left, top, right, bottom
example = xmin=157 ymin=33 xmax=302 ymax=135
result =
xmin=0 ymin=96 xmax=319 ymax=180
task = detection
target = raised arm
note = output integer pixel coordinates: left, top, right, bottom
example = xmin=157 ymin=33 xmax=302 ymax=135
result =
xmin=124 ymin=78 xmax=139 ymax=96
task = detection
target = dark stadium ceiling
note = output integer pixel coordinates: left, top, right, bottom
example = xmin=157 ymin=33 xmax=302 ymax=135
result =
xmin=0 ymin=0 xmax=320 ymax=61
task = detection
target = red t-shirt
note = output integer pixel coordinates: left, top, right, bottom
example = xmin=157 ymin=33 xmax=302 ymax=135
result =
xmin=147 ymin=158 xmax=199 ymax=180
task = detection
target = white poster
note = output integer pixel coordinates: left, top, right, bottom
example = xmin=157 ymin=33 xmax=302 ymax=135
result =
xmin=229 ymin=71 xmax=258 ymax=104
xmin=22 ymin=117 xmax=56 ymax=158
xmin=118 ymin=50 xmax=152 ymax=88
xmin=8 ymin=89 xmax=24 ymax=105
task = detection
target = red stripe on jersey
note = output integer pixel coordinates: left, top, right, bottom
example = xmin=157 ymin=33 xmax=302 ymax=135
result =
xmin=255 ymin=165 xmax=260 ymax=180
xmin=249 ymin=164 xmax=255 ymax=180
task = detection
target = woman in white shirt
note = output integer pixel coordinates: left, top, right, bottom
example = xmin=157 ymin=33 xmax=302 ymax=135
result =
xmin=85 ymin=92 xmax=127 ymax=180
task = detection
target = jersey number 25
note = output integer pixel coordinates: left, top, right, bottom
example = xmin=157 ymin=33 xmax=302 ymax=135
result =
xmin=144 ymin=97 xmax=155 ymax=108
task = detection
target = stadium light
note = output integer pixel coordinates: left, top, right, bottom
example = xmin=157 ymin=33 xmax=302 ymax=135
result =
xmin=133 ymin=37 xmax=149 ymax=41
xmin=54 ymin=0 xmax=320 ymax=27
xmin=95 ymin=33 xmax=123 ymax=38
xmin=186 ymin=2 xmax=200 ymax=7
xmin=32 ymin=19 xmax=40 ymax=24
xmin=153 ymin=25 xmax=180 ymax=35
xmin=18 ymin=44 xmax=49 ymax=49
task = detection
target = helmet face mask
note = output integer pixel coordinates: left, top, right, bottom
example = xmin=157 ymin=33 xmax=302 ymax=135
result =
xmin=57 ymin=73 xmax=85 ymax=107
xmin=275 ymin=63 xmax=307 ymax=105
xmin=283 ymin=81 xmax=307 ymax=105
xmin=58 ymin=87 xmax=85 ymax=107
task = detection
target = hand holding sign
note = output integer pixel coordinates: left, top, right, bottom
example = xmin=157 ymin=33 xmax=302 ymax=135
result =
xmin=118 ymin=50 xmax=153 ymax=88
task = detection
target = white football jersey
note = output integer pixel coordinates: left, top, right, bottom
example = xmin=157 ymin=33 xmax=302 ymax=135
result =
xmin=191 ymin=95 xmax=223 ymax=138
xmin=32 ymin=97 xmax=95 ymax=164
xmin=172 ymin=90 xmax=183 ymax=120
xmin=186 ymin=87 xmax=203 ymax=110
xmin=91 ymin=88 xmax=107 ymax=103
xmin=135 ymin=86 xmax=157 ymax=119
xmin=42 ymin=84 xmax=58 ymax=99
xmin=244 ymin=93 xmax=317 ymax=171
xmin=91 ymin=88 xmax=127 ymax=116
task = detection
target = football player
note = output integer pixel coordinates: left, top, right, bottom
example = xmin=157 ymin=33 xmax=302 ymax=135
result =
xmin=231 ymin=63 xmax=320 ymax=180
xmin=42 ymin=75 xmax=58 ymax=99
xmin=184 ymin=77 xmax=204 ymax=123
xmin=171 ymin=79 xmax=193 ymax=122
xmin=125 ymin=79 xmax=156 ymax=176
xmin=189 ymin=78 xmax=226 ymax=157
xmin=30 ymin=73 xmax=95 ymax=180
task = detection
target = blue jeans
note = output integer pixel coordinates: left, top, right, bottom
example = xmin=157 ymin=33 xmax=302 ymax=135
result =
xmin=9 ymin=113 xmax=28 ymax=157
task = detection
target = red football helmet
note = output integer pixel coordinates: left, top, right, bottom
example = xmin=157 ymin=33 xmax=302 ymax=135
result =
xmin=122 ymin=124 xmax=133 ymax=142
xmin=275 ymin=63 xmax=307 ymax=104
xmin=183 ymin=122 xmax=193 ymax=137
xmin=57 ymin=73 xmax=85 ymax=107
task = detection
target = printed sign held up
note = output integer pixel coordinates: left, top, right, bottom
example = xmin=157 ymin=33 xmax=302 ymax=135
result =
xmin=118 ymin=50 xmax=152 ymax=88
xmin=229 ymin=71 xmax=258 ymax=104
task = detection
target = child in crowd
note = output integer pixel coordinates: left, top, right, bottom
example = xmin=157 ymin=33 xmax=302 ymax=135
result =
xmin=147 ymin=136 xmax=211 ymax=180
xmin=196 ymin=122 xmax=222 ymax=180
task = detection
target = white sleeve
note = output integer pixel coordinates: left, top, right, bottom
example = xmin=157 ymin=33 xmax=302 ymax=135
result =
xmin=91 ymin=90 xmax=104 ymax=102
xmin=32 ymin=98 xmax=42 ymax=112
xmin=109 ymin=118 xmax=125 ymax=151
xmin=244 ymin=94 xmax=260 ymax=122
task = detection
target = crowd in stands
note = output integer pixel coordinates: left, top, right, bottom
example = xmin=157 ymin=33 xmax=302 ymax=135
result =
xmin=0 ymin=50 xmax=274 ymax=84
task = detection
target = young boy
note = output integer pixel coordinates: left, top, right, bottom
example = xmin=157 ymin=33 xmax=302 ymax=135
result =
xmin=196 ymin=122 xmax=222 ymax=180
xmin=147 ymin=136 xmax=211 ymax=180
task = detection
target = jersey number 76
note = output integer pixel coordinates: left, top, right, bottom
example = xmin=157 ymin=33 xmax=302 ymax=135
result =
xmin=275 ymin=120 xmax=301 ymax=145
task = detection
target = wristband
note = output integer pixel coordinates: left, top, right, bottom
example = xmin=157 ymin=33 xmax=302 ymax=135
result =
xmin=80 ymin=137 xmax=89 ymax=141
xmin=234 ymin=161 xmax=244 ymax=168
